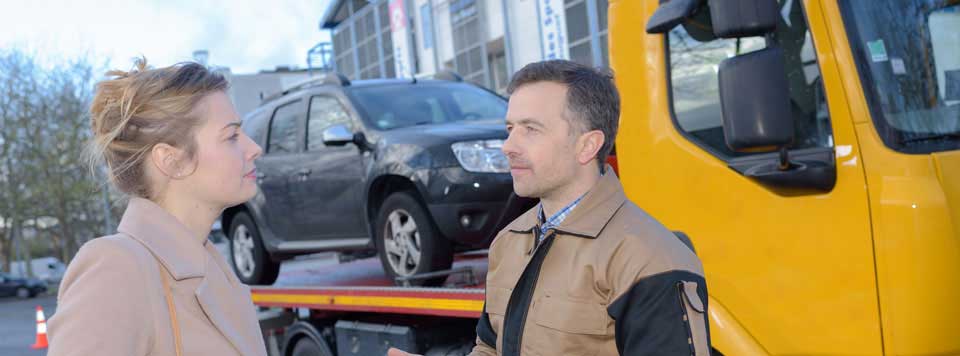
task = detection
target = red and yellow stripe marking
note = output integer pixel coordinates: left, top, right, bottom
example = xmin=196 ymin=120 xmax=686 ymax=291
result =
xmin=251 ymin=287 xmax=485 ymax=319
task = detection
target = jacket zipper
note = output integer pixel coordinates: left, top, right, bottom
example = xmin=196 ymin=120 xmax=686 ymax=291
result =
xmin=676 ymin=281 xmax=696 ymax=356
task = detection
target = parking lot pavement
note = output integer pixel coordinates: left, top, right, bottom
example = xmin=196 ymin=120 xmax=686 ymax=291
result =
xmin=0 ymin=293 xmax=56 ymax=356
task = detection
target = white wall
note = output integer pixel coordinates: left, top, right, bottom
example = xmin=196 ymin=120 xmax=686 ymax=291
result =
xmin=413 ymin=0 xmax=438 ymax=74
xmin=484 ymin=0 xmax=504 ymax=41
xmin=431 ymin=0 xmax=456 ymax=69
xmin=506 ymin=0 xmax=544 ymax=72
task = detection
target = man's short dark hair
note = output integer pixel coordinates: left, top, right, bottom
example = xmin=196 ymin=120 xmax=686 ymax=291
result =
xmin=507 ymin=60 xmax=620 ymax=171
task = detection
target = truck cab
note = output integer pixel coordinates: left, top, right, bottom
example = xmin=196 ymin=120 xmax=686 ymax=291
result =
xmin=611 ymin=0 xmax=959 ymax=354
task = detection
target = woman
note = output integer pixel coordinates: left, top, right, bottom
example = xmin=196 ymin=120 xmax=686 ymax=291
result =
xmin=47 ymin=58 xmax=267 ymax=356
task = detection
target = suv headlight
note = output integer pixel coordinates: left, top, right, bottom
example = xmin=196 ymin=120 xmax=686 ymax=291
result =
xmin=451 ymin=140 xmax=509 ymax=173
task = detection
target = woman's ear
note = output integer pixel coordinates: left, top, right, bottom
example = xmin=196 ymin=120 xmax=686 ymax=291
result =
xmin=576 ymin=130 xmax=605 ymax=166
xmin=151 ymin=143 xmax=187 ymax=179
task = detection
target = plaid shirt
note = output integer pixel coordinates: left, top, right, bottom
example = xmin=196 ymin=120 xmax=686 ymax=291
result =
xmin=537 ymin=194 xmax=586 ymax=243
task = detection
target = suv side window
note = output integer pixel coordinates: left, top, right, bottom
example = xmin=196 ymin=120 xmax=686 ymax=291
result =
xmin=307 ymin=95 xmax=353 ymax=151
xmin=267 ymin=100 xmax=302 ymax=154
xmin=667 ymin=0 xmax=833 ymax=158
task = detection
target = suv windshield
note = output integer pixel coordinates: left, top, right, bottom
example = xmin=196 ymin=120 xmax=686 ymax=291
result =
xmin=841 ymin=0 xmax=960 ymax=153
xmin=347 ymin=82 xmax=507 ymax=130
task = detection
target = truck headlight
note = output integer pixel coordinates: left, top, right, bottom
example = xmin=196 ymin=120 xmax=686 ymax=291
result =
xmin=451 ymin=140 xmax=509 ymax=173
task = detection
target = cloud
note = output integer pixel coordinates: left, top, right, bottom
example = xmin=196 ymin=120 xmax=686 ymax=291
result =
xmin=0 ymin=0 xmax=333 ymax=73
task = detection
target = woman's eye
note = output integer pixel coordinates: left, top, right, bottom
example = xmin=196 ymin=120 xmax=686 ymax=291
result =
xmin=228 ymin=133 xmax=240 ymax=141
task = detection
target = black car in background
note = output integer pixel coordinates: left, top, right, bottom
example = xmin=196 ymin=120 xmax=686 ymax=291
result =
xmin=222 ymin=73 xmax=534 ymax=286
xmin=0 ymin=272 xmax=47 ymax=299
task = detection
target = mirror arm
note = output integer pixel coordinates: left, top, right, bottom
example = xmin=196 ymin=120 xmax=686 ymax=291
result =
xmin=778 ymin=146 xmax=790 ymax=171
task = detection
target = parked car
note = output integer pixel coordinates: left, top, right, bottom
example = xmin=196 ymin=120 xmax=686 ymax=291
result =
xmin=222 ymin=73 xmax=534 ymax=286
xmin=0 ymin=272 xmax=47 ymax=299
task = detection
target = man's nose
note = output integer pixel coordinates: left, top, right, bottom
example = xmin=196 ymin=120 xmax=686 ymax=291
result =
xmin=502 ymin=131 xmax=519 ymax=158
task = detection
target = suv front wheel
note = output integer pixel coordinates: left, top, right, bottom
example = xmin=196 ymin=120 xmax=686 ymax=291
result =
xmin=229 ymin=212 xmax=281 ymax=285
xmin=375 ymin=192 xmax=453 ymax=286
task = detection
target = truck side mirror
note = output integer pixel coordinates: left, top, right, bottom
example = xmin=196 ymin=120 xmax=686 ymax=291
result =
xmin=719 ymin=46 xmax=794 ymax=152
xmin=708 ymin=0 xmax=779 ymax=38
xmin=646 ymin=0 xmax=702 ymax=34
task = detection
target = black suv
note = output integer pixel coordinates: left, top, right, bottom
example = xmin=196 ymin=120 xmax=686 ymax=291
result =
xmin=223 ymin=73 xmax=527 ymax=285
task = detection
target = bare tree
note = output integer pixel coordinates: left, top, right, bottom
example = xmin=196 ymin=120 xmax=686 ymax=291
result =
xmin=0 ymin=49 xmax=108 ymax=271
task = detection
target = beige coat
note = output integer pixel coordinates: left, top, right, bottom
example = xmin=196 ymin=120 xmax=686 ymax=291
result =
xmin=48 ymin=198 xmax=267 ymax=356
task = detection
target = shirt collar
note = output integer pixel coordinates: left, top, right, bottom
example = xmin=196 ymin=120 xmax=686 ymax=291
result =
xmin=508 ymin=164 xmax=626 ymax=239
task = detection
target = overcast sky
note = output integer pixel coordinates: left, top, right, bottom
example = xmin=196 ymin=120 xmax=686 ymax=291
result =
xmin=0 ymin=0 xmax=334 ymax=74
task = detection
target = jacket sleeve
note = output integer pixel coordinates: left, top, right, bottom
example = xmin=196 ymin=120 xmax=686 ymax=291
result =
xmin=468 ymin=306 xmax=498 ymax=356
xmin=605 ymin=236 xmax=711 ymax=356
xmin=47 ymin=238 xmax=154 ymax=356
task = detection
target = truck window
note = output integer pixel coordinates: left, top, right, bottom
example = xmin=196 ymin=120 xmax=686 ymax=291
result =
xmin=307 ymin=95 xmax=354 ymax=150
xmin=840 ymin=0 xmax=960 ymax=153
xmin=667 ymin=0 xmax=833 ymax=159
xmin=267 ymin=100 xmax=303 ymax=154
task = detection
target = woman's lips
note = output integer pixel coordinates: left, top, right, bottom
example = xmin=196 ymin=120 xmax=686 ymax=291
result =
xmin=244 ymin=169 xmax=257 ymax=179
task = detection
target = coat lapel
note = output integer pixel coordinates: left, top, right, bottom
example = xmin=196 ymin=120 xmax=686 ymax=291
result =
xmin=118 ymin=197 xmax=265 ymax=356
xmin=195 ymin=243 xmax=266 ymax=356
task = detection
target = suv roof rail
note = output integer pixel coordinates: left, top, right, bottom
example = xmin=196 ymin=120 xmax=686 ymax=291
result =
xmin=413 ymin=70 xmax=463 ymax=82
xmin=262 ymin=72 xmax=351 ymax=103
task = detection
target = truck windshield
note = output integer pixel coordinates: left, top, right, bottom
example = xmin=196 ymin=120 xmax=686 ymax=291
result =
xmin=841 ymin=0 xmax=960 ymax=153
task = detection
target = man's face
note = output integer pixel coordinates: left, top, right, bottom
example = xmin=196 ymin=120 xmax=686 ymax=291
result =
xmin=502 ymin=82 xmax=581 ymax=199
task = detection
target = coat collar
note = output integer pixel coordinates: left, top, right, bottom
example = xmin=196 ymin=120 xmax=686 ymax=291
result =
xmin=118 ymin=198 xmax=265 ymax=356
xmin=507 ymin=165 xmax=626 ymax=239
xmin=117 ymin=197 xmax=207 ymax=280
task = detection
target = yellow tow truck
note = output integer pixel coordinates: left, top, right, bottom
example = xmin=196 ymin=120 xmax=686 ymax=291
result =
xmin=611 ymin=0 xmax=960 ymax=354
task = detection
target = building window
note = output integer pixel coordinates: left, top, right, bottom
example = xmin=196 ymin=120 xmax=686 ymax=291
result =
xmin=331 ymin=0 xmax=395 ymax=80
xmin=450 ymin=0 xmax=489 ymax=86
xmin=333 ymin=26 xmax=355 ymax=78
xmin=564 ymin=0 xmax=608 ymax=67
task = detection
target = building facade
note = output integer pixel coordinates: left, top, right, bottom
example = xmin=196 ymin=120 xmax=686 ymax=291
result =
xmin=320 ymin=0 xmax=610 ymax=93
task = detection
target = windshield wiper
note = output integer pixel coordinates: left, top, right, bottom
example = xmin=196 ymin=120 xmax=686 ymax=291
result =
xmin=899 ymin=132 xmax=960 ymax=144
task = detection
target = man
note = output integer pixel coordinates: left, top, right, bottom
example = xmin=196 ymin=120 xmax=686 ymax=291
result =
xmin=392 ymin=60 xmax=710 ymax=355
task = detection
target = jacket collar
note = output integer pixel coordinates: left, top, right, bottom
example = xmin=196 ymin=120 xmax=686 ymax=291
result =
xmin=507 ymin=165 xmax=626 ymax=239
xmin=117 ymin=197 xmax=207 ymax=280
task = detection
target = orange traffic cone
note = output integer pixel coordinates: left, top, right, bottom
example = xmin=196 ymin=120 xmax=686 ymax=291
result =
xmin=31 ymin=305 xmax=48 ymax=349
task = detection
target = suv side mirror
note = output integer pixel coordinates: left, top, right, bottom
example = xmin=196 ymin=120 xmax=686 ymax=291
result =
xmin=322 ymin=124 xmax=355 ymax=146
xmin=719 ymin=46 xmax=793 ymax=152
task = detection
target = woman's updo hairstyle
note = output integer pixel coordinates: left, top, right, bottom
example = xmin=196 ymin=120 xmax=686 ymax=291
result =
xmin=85 ymin=57 xmax=228 ymax=199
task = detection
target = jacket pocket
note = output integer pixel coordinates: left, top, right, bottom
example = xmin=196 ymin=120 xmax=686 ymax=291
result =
xmin=532 ymin=295 xmax=608 ymax=335
xmin=527 ymin=295 xmax=609 ymax=356
xmin=677 ymin=281 xmax=710 ymax=356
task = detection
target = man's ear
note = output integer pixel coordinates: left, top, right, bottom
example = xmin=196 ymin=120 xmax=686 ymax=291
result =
xmin=151 ymin=143 xmax=187 ymax=179
xmin=576 ymin=130 xmax=605 ymax=166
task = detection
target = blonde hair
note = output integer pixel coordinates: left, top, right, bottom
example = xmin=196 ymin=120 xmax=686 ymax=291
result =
xmin=85 ymin=57 xmax=228 ymax=198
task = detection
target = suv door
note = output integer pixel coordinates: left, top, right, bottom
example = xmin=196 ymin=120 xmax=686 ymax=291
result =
xmin=294 ymin=94 xmax=367 ymax=240
xmin=256 ymin=98 xmax=307 ymax=240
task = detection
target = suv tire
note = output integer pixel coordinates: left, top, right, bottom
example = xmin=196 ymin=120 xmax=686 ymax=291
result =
xmin=375 ymin=192 xmax=453 ymax=286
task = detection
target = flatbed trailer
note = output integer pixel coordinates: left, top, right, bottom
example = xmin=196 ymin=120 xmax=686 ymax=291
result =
xmin=252 ymin=252 xmax=490 ymax=356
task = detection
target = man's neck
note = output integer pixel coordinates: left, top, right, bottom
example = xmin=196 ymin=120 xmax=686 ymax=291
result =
xmin=540 ymin=166 xmax=601 ymax=219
